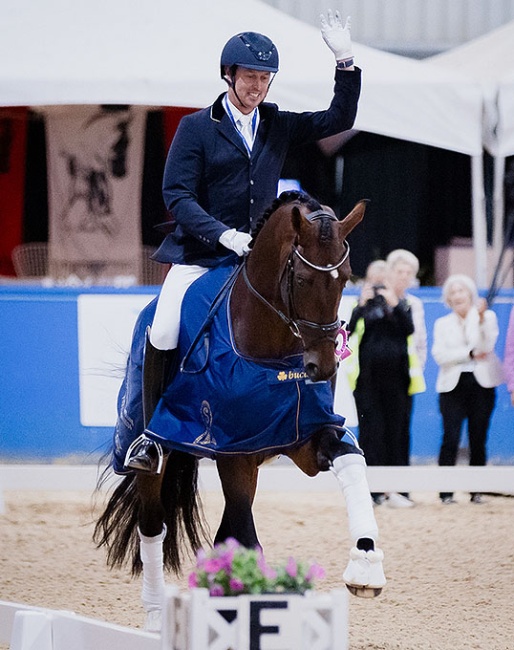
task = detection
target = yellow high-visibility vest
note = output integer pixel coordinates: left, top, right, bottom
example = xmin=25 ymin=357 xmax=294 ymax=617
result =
xmin=344 ymin=316 xmax=426 ymax=396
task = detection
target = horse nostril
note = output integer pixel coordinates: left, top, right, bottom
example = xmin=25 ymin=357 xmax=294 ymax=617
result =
xmin=305 ymin=362 xmax=319 ymax=381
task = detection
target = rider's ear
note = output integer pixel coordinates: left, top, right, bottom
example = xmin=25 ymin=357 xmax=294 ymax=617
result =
xmin=223 ymin=65 xmax=234 ymax=86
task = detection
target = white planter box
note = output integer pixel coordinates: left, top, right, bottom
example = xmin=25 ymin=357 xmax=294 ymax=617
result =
xmin=161 ymin=586 xmax=348 ymax=650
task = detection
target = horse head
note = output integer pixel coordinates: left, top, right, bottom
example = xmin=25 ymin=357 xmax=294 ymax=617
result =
xmin=235 ymin=192 xmax=367 ymax=382
xmin=286 ymin=199 xmax=367 ymax=381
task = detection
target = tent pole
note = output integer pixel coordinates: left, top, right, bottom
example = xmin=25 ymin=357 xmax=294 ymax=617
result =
xmin=471 ymin=153 xmax=487 ymax=289
xmin=492 ymin=155 xmax=505 ymax=255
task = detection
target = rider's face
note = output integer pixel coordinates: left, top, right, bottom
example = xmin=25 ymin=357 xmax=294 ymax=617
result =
xmin=228 ymin=68 xmax=271 ymax=113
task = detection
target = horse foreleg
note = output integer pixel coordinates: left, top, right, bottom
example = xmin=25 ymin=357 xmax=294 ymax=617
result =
xmin=215 ymin=455 xmax=260 ymax=548
xmin=317 ymin=429 xmax=386 ymax=598
xmin=135 ymin=470 xmax=167 ymax=631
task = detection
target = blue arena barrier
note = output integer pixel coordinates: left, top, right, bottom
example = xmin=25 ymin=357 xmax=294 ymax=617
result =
xmin=0 ymin=285 xmax=512 ymax=464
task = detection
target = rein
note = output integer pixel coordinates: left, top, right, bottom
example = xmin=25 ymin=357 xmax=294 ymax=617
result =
xmin=242 ymin=210 xmax=350 ymax=341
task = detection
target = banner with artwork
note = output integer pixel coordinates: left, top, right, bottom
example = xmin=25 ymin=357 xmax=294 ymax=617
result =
xmin=0 ymin=107 xmax=28 ymax=276
xmin=46 ymin=106 xmax=147 ymax=284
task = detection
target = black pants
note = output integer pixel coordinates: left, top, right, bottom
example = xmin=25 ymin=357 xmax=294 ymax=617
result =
xmin=438 ymin=372 xmax=496 ymax=499
xmin=354 ymin=374 xmax=412 ymax=498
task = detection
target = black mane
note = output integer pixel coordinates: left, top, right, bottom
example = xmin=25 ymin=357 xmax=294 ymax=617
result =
xmin=249 ymin=190 xmax=322 ymax=249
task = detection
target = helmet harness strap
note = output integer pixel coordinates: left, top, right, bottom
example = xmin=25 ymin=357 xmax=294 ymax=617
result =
xmin=225 ymin=65 xmax=276 ymax=111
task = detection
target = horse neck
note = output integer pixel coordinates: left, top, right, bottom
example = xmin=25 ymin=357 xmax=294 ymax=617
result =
xmin=231 ymin=218 xmax=301 ymax=359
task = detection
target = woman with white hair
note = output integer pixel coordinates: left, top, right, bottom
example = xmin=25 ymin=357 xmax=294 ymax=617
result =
xmin=432 ymin=274 xmax=504 ymax=504
xmin=347 ymin=256 xmax=423 ymax=508
xmin=386 ymin=249 xmax=427 ymax=370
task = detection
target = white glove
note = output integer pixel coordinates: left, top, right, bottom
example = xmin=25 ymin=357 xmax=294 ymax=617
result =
xmin=320 ymin=10 xmax=353 ymax=62
xmin=219 ymin=228 xmax=252 ymax=256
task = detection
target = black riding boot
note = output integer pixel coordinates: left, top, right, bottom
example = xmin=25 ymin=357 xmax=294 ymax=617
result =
xmin=124 ymin=331 xmax=176 ymax=474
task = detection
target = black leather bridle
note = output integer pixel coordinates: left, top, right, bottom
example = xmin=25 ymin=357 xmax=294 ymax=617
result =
xmin=242 ymin=209 xmax=350 ymax=341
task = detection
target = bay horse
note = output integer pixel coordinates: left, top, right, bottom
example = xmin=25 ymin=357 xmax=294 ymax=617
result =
xmin=94 ymin=191 xmax=385 ymax=631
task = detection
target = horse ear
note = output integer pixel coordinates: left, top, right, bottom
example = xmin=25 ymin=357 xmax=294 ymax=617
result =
xmin=339 ymin=199 xmax=369 ymax=239
xmin=291 ymin=205 xmax=307 ymax=235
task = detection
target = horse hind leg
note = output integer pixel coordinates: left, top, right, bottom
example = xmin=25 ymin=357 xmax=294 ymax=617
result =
xmin=317 ymin=428 xmax=386 ymax=598
xmin=136 ymin=471 xmax=168 ymax=632
xmin=139 ymin=523 xmax=167 ymax=632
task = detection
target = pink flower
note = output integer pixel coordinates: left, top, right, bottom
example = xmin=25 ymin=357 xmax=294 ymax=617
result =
xmin=224 ymin=537 xmax=241 ymax=551
xmin=257 ymin=552 xmax=277 ymax=579
xmin=203 ymin=557 xmax=225 ymax=573
xmin=218 ymin=548 xmax=235 ymax=572
xmin=196 ymin=548 xmax=207 ymax=566
xmin=306 ymin=562 xmax=326 ymax=581
xmin=229 ymin=578 xmax=244 ymax=593
xmin=209 ymin=584 xmax=225 ymax=597
xmin=285 ymin=557 xmax=298 ymax=578
xmin=190 ymin=544 xmax=325 ymax=596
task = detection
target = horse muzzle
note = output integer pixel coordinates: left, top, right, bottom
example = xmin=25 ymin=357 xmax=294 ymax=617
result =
xmin=303 ymin=348 xmax=338 ymax=383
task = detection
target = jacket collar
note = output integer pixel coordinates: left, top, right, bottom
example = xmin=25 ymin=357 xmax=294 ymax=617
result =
xmin=210 ymin=93 xmax=272 ymax=158
xmin=211 ymin=93 xmax=273 ymax=123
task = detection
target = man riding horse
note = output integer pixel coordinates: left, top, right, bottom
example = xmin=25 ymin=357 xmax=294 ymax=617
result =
xmin=105 ymin=12 xmax=386 ymax=619
xmin=125 ymin=10 xmax=362 ymax=473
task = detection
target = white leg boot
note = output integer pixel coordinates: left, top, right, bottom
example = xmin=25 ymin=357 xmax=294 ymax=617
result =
xmin=139 ymin=524 xmax=167 ymax=632
xmin=331 ymin=454 xmax=386 ymax=597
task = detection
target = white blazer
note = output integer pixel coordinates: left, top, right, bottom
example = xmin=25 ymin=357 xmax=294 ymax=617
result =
xmin=432 ymin=306 xmax=504 ymax=393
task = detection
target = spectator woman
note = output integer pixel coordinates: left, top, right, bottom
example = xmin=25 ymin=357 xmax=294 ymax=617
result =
xmin=432 ymin=274 xmax=504 ymax=504
xmin=346 ymin=256 xmax=425 ymax=508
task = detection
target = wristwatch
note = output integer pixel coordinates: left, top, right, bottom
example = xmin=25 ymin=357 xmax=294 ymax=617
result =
xmin=337 ymin=58 xmax=354 ymax=69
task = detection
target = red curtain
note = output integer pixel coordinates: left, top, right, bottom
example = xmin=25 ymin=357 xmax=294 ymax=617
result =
xmin=0 ymin=107 xmax=28 ymax=275
xmin=0 ymin=107 xmax=28 ymax=276
xmin=162 ymin=106 xmax=198 ymax=150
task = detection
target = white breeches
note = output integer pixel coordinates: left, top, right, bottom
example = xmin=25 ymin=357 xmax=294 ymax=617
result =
xmin=149 ymin=264 xmax=209 ymax=350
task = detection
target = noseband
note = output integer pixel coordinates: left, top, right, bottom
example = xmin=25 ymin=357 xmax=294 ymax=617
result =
xmin=242 ymin=209 xmax=350 ymax=341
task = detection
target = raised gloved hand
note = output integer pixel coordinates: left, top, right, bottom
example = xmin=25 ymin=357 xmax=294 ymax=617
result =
xmin=320 ymin=9 xmax=353 ymax=63
xmin=219 ymin=228 xmax=252 ymax=256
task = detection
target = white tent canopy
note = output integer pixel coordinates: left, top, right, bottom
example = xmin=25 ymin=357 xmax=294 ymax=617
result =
xmin=431 ymin=19 xmax=514 ymax=157
xmin=498 ymin=73 xmax=514 ymax=158
xmin=432 ymin=20 xmax=514 ymax=269
xmin=0 ymin=0 xmax=486 ymax=279
xmin=0 ymin=0 xmax=483 ymax=154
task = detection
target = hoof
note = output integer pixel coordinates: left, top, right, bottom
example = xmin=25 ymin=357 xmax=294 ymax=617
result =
xmin=346 ymin=584 xmax=383 ymax=598
xmin=144 ymin=608 xmax=162 ymax=633
xmin=343 ymin=546 xmax=386 ymax=598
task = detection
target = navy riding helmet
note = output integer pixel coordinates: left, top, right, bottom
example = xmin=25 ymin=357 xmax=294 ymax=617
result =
xmin=220 ymin=32 xmax=279 ymax=79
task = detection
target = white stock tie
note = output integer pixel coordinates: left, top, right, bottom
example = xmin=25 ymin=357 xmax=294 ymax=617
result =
xmin=237 ymin=115 xmax=254 ymax=151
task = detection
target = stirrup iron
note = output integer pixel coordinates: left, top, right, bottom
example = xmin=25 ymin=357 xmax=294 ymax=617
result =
xmin=124 ymin=434 xmax=164 ymax=474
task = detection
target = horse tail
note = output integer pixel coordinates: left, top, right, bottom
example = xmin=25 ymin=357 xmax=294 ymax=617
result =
xmin=93 ymin=470 xmax=142 ymax=575
xmin=93 ymin=451 xmax=209 ymax=576
xmin=160 ymin=450 xmax=209 ymax=574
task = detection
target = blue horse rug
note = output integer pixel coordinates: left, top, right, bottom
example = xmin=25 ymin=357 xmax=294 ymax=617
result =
xmin=112 ymin=261 xmax=347 ymax=473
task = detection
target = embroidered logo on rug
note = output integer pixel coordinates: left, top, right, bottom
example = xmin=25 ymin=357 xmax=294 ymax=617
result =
xmin=275 ymin=369 xmax=309 ymax=382
xmin=193 ymin=400 xmax=217 ymax=446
